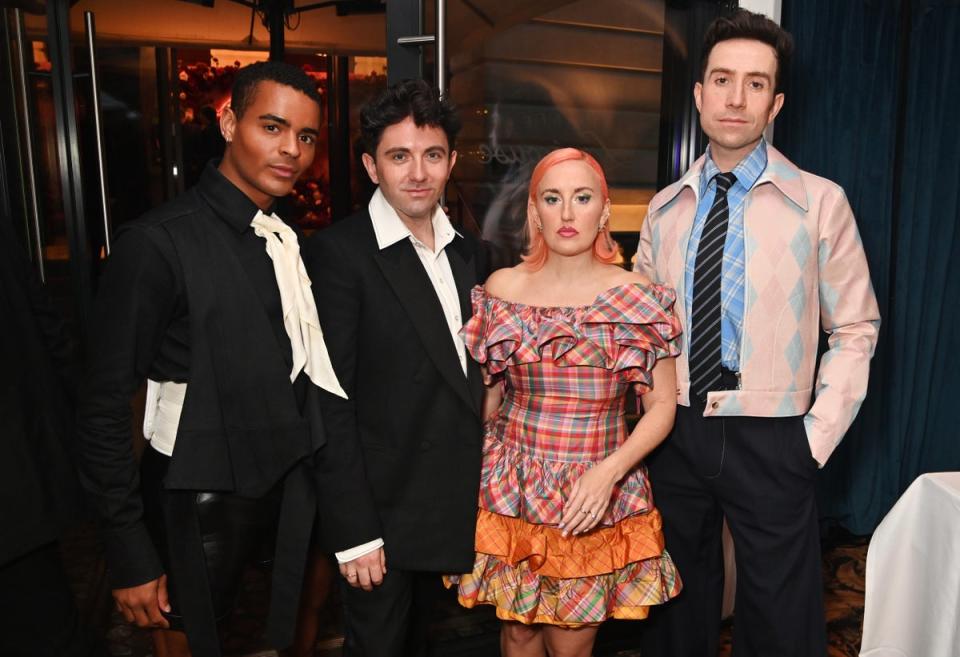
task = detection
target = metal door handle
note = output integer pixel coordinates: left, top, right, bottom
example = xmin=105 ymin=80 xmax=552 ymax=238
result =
xmin=12 ymin=9 xmax=45 ymax=281
xmin=84 ymin=10 xmax=112 ymax=257
xmin=395 ymin=0 xmax=446 ymax=96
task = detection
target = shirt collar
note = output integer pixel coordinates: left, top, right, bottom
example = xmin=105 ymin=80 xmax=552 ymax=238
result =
xmin=649 ymin=140 xmax=809 ymax=214
xmin=195 ymin=161 xmax=278 ymax=233
xmin=368 ymin=187 xmax=461 ymax=253
xmin=700 ymin=139 xmax=767 ymax=197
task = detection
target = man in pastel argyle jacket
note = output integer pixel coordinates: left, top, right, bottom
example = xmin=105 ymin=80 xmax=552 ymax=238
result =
xmin=634 ymin=11 xmax=880 ymax=657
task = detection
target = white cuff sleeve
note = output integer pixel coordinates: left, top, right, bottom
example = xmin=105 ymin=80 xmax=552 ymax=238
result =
xmin=334 ymin=538 xmax=384 ymax=564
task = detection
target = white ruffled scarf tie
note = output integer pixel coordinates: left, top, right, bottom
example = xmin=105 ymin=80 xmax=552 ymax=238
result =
xmin=251 ymin=210 xmax=347 ymax=399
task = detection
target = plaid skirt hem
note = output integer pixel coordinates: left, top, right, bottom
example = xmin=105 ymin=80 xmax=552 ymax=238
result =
xmin=446 ymin=548 xmax=681 ymax=626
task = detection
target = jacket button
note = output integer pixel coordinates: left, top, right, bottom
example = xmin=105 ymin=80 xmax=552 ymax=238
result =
xmin=711 ymin=401 xmax=719 ymax=409
xmin=419 ymin=440 xmax=432 ymax=450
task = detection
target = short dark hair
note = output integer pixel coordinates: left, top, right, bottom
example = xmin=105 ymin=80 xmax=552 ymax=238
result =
xmin=701 ymin=9 xmax=794 ymax=93
xmin=359 ymin=79 xmax=461 ymax=156
xmin=230 ymin=60 xmax=322 ymax=118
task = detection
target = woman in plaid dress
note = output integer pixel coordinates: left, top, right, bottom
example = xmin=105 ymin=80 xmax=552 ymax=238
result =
xmin=448 ymin=148 xmax=682 ymax=656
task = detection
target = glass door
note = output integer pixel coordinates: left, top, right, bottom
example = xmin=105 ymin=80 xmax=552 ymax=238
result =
xmin=431 ymin=0 xmax=665 ymax=267
xmin=1 ymin=1 xmax=98 ymax=331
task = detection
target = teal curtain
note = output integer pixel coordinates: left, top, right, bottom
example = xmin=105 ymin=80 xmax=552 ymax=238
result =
xmin=889 ymin=0 xmax=960 ymax=484
xmin=776 ymin=0 xmax=960 ymax=533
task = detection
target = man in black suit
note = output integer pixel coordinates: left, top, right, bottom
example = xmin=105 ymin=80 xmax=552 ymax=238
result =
xmin=306 ymin=79 xmax=485 ymax=656
xmin=76 ymin=61 xmax=346 ymax=657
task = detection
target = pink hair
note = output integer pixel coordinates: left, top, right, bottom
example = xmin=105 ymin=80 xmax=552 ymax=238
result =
xmin=521 ymin=148 xmax=619 ymax=270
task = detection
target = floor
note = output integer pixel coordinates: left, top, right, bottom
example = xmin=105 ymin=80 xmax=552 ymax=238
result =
xmin=63 ymin=526 xmax=868 ymax=657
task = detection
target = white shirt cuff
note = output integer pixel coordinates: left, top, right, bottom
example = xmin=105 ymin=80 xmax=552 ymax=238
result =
xmin=334 ymin=538 xmax=384 ymax=564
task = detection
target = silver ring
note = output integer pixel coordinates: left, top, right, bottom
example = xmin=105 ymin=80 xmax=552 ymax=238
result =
xmin=590 ymin=512 xmax=597 ymax=518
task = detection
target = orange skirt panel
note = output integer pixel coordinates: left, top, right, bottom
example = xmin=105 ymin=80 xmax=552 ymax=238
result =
xmin=474 ymin=507 xmax=666 ymax=578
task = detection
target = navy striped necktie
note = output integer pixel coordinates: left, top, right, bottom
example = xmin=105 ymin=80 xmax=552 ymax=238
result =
xmin=689 ymin=172 xmax=737 ymax=400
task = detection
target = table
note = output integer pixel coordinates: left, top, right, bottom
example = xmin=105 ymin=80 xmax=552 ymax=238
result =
xmin=860 ymin=472 xmax=960 ymax=657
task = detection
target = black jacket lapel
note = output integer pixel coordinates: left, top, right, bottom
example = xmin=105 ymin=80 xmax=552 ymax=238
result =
xmin=374 ymin=240 xmax=478 ymax=415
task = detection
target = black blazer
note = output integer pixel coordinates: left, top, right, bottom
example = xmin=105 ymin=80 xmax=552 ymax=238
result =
xmin=76 ymin=165 xmax=322 ymax=587
xmin=306 ymin=208 xmax=485 ymax=573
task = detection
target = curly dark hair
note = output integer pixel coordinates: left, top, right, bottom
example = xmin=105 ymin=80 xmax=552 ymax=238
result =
xmin=701 ymin=9 xmax=794 ymax=93
xmin=359 ymin=79 xmax=461 ymax=156
xmin=230 ymin=60 xmax=322 ymax=118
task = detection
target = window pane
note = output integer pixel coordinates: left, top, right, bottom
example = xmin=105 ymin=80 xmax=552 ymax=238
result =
xmin=447 ymin=0 xmax=665 ymax=265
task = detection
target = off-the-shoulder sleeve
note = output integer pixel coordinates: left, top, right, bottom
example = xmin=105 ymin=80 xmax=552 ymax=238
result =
xmin=461 ymin=285 xmax=530 ymax=375
xmin=580 ymin=283 xmax=682 ymax=391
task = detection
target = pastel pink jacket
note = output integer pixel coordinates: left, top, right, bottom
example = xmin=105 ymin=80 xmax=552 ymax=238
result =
xmin=635 ymin=143 xmax=880 ymax=465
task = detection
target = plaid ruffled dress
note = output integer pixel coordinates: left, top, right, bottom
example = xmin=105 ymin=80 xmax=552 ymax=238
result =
xmin=447 ymin=283 xmax=684 ymax=626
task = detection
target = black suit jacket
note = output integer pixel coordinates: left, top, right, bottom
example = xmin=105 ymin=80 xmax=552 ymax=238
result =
xmin=76 ymin=164 xmax=321 ymax=587
xmin=306 ymin=208 xmax=484 ymax=573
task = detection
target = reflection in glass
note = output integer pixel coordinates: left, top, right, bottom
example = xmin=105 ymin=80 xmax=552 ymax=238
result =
xmin=446 ymin=0 xmax=665 ymax=265
xmin=174 ymin=51 xmax=387 ymax=230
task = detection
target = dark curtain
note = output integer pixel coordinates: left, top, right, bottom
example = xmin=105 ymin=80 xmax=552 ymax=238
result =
xmin=889 ymin=1 xmax=960 ymax=485
xmin=776 ymin=0 xmax=960 ymax=533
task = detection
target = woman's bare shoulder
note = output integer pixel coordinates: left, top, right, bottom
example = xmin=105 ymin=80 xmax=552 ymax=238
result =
xmin=483 ymin=266 xmax=531 ymax=299
xmin=600 ymin=265 xmax=653 ymax=288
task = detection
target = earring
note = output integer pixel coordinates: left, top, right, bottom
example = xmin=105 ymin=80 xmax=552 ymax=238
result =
xmin=536 ymin=222 xmax=543 ymax=231
xmin=600 ymin=211 xmax=610 ymax=233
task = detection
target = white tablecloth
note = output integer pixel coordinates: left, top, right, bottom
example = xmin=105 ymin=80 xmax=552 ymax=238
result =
xmin=860 ymin=472 xmax=960 ymax=657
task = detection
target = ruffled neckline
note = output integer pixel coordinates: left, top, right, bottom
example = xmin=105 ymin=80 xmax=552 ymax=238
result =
xmin=475 ymin=282 xmax=673 ymax=314
xmin=461 ymin=281 xmax=683 ymax=389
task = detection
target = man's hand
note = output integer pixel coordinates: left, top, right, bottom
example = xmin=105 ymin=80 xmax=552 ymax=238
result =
xmin=339 ymin=547 xmax=387 ymax=591
xmin=113 ymin=574 xmax=171 ymax=628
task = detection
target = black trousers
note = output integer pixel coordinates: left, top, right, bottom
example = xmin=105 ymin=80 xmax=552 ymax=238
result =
xmin=641 ymin=393 xmax=827 ymax=657
xmin=339 ymin=567 xmax=447 ymax=657
xmin=140 ymin=446 xmax=280 ymax=631
xmin=0 ymin=542 xmax=98 ymax=657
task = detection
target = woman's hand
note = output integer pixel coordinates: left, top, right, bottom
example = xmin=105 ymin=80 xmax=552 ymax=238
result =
xmin=559 ymin=458 xmax=622 ymax=537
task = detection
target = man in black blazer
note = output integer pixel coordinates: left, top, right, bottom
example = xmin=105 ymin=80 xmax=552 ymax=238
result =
xmin=306 ymin=79 xmax=485 ymax=656
xmin=77 ymin=62 xmax=346 ymax=657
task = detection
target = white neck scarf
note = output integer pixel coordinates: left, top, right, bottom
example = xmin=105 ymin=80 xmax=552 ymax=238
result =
xmin=251 ymin=210 xmax=347 ymax=399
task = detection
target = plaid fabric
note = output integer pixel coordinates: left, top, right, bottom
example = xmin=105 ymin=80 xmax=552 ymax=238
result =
xmin=462 ymin=284 xmax=682 ymax=525
xmin=471 ymin=507 xmax=667 ymax=579
xmin=450 ymin=283 xmax=683 ymax=624
xmin=464 ymin=283 xmax=682 ymax=391
xmin=683 ymin=140 xmax=767 ymax=370
xmin=448 ymin=549 xmax=681 ymax=627
xmin=478 ymin=422 xmax=655 ymax=525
